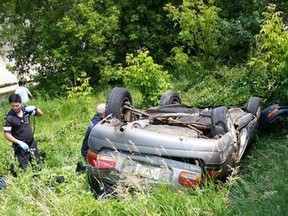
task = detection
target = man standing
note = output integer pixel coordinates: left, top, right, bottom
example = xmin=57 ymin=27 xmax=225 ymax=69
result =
xmin=81 ymin=103 xmax=105 ymax=160
xmin=15 ymin=79 xmax=33 ymax=105
xmin=3 ymin=94 xmax=43 ymax=169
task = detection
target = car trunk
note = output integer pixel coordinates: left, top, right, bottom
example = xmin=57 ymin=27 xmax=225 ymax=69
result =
xmin=88 ymin=119 xmax=236 ymax=166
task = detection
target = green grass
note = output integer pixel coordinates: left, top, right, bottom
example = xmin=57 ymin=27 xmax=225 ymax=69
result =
xmin=0 ymin=93 xmax=287 ymax=215
xmin=228 ymin=126 xmax=288 ymax=215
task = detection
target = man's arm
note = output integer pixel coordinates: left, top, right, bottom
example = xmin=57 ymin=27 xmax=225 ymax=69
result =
xmin=35 ymin=107 xmax=43 ymax=116
xmin=3 ymin=115 xmax=28 ymax=150
xmin=3 ymin=117 xmax=20 ymax=144
xmin=24 ymin=106 xmax=43 ymax=116
xmin=4 ymin=132 xmax=29 ymax=151
xmin=3 ymin=131 xmax=19 ymax=144
xmin=27 ymin=88 xmax=33 ymax=99
xmin=28 ymin=92 xmax=33 ymax=99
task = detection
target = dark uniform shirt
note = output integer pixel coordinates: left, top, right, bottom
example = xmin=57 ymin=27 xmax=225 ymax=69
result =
xmin=81 ymin=114 xmax=102 ymax=158
xmin=3 ymin=108 xmax=34 ymax=145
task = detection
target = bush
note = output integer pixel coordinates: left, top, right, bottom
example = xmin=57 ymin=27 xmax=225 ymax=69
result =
xmin=101 ymin=51 xmax=172 ymax=107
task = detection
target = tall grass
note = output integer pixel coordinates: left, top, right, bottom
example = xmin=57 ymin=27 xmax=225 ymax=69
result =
xmin=0 ymin=90 xmax=287 ymax=215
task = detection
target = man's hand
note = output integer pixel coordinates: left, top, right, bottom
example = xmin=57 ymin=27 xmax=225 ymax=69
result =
xmin=18 ymin=141 xmax=29 ymax=151
xmin=24 ymin=106 xmax=37 ymax=115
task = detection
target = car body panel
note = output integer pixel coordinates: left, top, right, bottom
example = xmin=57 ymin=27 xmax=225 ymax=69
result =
xmin=89 ymin=117 xmax=237 ymax=166
xmin=260 ymin=103 xmax=288 ymax=125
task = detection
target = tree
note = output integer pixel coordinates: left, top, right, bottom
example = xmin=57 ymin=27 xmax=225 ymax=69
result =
xmin=1 ymin=0 xmax=121 ymax=96
xmin=2 ymin=0 xmax=288 ymax=103
xmin=247 ymin=4 xmax=288 ymax=102
xmin=163 ymin=0 xmax=223 ymax=85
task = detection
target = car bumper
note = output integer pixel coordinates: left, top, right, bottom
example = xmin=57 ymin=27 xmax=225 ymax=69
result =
xmin=87 ymin=149 xmax=203 ymax=194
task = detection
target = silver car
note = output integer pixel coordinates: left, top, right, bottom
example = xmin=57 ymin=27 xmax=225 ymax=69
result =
xmin=87 ymin=87 xmax=261 ymax=196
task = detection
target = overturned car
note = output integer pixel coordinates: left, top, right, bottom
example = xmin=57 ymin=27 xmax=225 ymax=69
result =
xmin=87 ymin=87 xmax=262 ymax=196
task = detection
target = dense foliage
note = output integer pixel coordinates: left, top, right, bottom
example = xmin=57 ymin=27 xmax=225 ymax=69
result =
xmin=1 ymin=1 xmax=288 ymax=105
xmin=247 ymin=6 xmax=288 ymax=104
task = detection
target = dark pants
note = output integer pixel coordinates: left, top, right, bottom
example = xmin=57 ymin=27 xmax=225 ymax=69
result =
xmin=81 ymin=140 xmax=88 ymax=161
xmin=13 ymin=140 xmax=41 ymax=169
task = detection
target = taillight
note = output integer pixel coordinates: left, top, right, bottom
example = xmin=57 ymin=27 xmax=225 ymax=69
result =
xmin=178 ymin=171 xmax=201 ymax=188
xmin=268 ymin=109 xmax=278 ymax=118
xmin=87 ymin=149 xmax=116 ymax=170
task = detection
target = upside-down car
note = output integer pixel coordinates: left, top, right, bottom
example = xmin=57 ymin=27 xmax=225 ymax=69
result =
xmin=86 ymin=87 xmax=262 ymax=197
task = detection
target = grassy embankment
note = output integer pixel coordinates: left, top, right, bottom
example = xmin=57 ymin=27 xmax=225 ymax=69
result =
xmin=0 ymin=90 xmax=287 ymax=215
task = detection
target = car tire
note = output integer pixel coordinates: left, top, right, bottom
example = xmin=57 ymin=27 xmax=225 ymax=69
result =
xmin=211 ymin=106 xmax=229 ymax=137
xmin=246 ymin=96 xmax=261 ymax=117
xmin=106 ymin=87 xmax=133 ymax=121
xmin=159 ymin=91 xmax=181 ymax=106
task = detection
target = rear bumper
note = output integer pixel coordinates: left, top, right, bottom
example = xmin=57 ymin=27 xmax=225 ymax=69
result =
xmin=87 ymin=149 xmax=203 ymax=192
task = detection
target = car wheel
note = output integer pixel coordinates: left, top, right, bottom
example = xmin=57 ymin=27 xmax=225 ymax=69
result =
xmin=106 ymin=87 xmax=133 ymax=121
xmin=246 ymin=96 xmax=262 ymax=117
xmin=211 ymin=106 xmax=229 ymax=137
xmin=159 ymin=91 xmax=181 ymax=106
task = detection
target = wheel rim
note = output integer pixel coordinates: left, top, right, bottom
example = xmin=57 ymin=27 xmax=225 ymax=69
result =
xmin=171 ymin=97 xmax=180 ymax=104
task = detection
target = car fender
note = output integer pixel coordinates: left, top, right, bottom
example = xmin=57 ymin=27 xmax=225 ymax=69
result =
xmin=260 ymin=104 xmax=288 ymax=125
